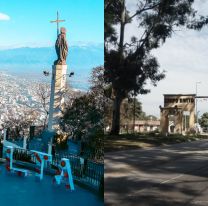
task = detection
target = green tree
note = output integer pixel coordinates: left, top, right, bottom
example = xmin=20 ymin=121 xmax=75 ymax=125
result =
xmin=105 ymin=0 xmax=121 ymax=45
xmin=145 ymin=115 xmax=158 ymax=121
xmin=61 ymin=66 xmax=104 ymax=160
xmin=199 ymin=113 xmax=208 ymax=128
xmin=120 ymin=98 xmax=143 ymax=132
xmin=105 ymin=0 xmax=206 ymax=135
xmin=62 ymin=94 xmax=102 ymax=140
xmin=90 ymin=66 xmax=105 ymax=112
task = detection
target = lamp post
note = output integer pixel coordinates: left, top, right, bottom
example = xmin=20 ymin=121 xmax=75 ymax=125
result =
xmin=195 ymin=82 xmax=201 ymax=132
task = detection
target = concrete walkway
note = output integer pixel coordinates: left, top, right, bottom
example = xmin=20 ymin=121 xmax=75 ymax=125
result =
xmin=0 ymin=164 xmax=103 ymax=206
xmin=105 ymin=140 xmax=208 ymax=206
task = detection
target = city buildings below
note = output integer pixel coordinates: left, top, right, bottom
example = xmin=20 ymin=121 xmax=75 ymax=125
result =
xmin=0 ymin=72 xmax=46 ymax=128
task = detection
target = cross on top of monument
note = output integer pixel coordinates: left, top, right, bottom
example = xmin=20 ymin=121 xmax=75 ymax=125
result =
xmin=50 ymin=11 xmax=65 ymax=37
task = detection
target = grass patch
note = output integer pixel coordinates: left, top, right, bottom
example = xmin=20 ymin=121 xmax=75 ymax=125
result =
xmin=105 ymin=133 xmax=208 ymax=152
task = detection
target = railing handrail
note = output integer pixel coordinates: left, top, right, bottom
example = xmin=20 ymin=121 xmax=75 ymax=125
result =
xmin=8 ymin=147 xmax=104 ymax=191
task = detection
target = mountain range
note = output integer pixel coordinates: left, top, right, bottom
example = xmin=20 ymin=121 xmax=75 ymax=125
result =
xmin=0 ymin=43 xmax=104 ymax=90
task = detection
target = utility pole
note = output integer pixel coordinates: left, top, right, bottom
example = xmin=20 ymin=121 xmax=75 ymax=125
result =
xmin=195 ymin=82 xmax=201 ymax=133
xmin=133 ymin=91 xmax=136 ymax=133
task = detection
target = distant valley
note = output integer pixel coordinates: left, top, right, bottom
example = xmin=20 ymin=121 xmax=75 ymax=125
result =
xmin=0 ymin=43 xmax=104 ymax=90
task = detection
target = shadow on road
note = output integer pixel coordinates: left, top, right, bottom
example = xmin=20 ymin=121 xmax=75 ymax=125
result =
xmin=105 ymin=140 xmax=208 ymax=206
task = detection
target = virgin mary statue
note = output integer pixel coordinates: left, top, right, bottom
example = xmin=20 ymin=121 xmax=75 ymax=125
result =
xmin=54 ymin=27 xmax=68 ymax=65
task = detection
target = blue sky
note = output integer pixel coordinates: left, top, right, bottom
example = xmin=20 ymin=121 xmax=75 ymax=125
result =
xmin=0 ymin=0 xmax=104 ymax=48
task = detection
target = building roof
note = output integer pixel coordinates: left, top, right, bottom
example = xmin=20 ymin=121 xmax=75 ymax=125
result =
xmin=163 ymin=94 xmax=196 ymax=96
xmin=134 ymin=120 xmax=160 ymax=126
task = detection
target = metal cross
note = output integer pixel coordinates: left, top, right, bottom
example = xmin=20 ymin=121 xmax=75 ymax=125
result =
xmin=50 ymin=11 xmax=65 ymax=37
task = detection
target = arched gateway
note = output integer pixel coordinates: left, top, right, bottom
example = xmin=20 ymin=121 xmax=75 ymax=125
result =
xmin=160 ymin=94 xmax=195 ymax=134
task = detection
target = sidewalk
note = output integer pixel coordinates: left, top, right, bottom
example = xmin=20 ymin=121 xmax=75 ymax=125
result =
xmin=105 ymin=139 xmax=208 ymax=206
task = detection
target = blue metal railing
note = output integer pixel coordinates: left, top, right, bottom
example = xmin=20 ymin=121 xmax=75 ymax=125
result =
xmin=9 ymin=147 xmax=104 ymax=191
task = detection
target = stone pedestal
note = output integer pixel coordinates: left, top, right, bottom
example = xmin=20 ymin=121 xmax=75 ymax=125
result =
xmin=175 ymin=112 xmax=182 ymax=134
xmin=189 ymin=109 xmax=195 ymax=129
xmin=48 ymin=65 xmax=67 ymax=132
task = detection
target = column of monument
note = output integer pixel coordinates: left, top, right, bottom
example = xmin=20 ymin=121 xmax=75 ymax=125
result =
xmin=48 ymin=27 xmax=68 ymax=132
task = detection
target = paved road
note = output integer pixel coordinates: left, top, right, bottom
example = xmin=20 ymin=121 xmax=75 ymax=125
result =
xmin=105 ymin=140 xmax=208 ymax=206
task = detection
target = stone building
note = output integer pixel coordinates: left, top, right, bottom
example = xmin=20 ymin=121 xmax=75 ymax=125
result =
xmin=160 ymin=94 xmax=195 ymax=134
xmin=134 ymin=120 xmax=160 ymax=133
xmin=120 ymin=120 xmax=160 ymax=133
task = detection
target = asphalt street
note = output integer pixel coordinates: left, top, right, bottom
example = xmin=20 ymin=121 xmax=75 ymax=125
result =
xmin=105 ymin=140 xmax=208 ymax=206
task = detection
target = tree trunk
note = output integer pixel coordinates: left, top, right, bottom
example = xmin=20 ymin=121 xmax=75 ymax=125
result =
xmin=119 ymin=0 xmax=125 ymax=58
xmin=110 ymin=0 xmax=126 ymax=135
xmin=133 ymin=95 xmax=136 ymax=133
xmin=111 ymin=95 xmax=123 ymax=135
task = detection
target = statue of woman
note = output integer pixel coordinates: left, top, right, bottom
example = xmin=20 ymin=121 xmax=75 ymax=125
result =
xmin=54 ymin=27 xmax=68 ymax=65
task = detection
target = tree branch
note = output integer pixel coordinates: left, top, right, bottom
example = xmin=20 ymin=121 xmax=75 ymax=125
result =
xmin=128 ymin=2 xmax=160 ymax=22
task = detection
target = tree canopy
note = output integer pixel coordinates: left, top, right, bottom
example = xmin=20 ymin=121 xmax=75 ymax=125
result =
xmin=199 ymin=113 xmax=208 ymax=129
xmin=61 ymin=66 xmax=104 ymax=160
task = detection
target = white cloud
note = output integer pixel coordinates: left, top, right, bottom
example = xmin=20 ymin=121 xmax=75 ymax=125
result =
xmin=139 ymin=28 xmax=208 ymax=118
xmin=0 ymin=13 xmax=10 ymax=21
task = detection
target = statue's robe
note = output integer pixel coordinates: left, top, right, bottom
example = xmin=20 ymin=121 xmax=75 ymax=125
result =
xmin=55 ymin=33 xmax=68 ymax=65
